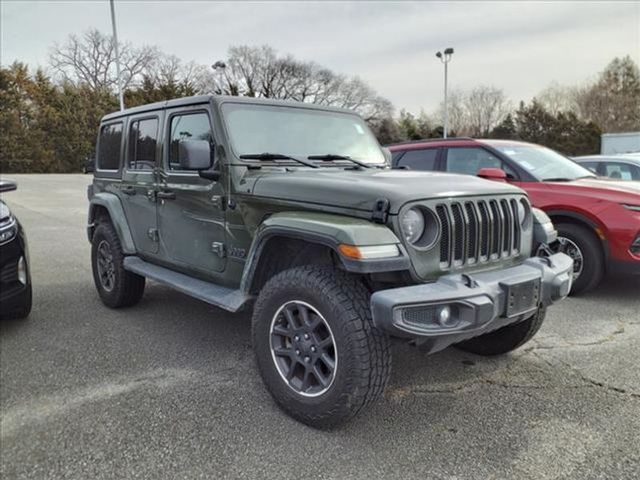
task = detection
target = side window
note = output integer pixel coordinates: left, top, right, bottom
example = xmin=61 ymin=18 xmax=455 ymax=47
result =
xmin=604 ymin=162 xmax=635 ymax=181
xmin=580 ymin=161 xmax=599 ymax=174
xmin=445 ymin=147 xmax=502 ymax=176
xmin=128 ymin=118 xmax=159 ymax=170
xmin=97 ymin=122 xmax=123 ymax=170
xmin=396 ymin=149 xmax=438 ymax=170
xmin=168 ymin=112 xmax=213 ymax=170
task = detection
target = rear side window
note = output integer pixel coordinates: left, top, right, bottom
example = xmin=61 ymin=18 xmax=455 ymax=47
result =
xmin=580 ymin=161 xmax=599 ymax=174
xmin=128 ymin=118 xmax=159 ymax=170
xmin=97 ymin=122 xmax=123 ymax=170
xmin=445 ymin=147 xmax=502 ymax=175
xmin=396 ymin=149 xmax=438 ymax=170
xmin=603 ymin=162 xmax=639 ymax=181
xmin=168 ymin=112 xmax=212 ymax=170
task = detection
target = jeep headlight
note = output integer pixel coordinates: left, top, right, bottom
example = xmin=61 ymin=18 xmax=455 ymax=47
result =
xmin=517 ymin=199 xmax=532 ymax=227
xmin=401 ymin=208 xmax=425 ymax=244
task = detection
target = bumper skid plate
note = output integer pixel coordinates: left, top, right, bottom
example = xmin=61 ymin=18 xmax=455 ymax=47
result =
xmin=370 ymin=253 xmax=573 ymax=353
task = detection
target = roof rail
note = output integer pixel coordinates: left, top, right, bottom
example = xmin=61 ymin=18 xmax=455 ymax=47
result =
xmin=386 ymin=137 xmax=475 ymax=147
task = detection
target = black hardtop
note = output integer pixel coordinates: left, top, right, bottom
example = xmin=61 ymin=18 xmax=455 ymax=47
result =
xmin=100 ymin=95 xmax=359 ymax=123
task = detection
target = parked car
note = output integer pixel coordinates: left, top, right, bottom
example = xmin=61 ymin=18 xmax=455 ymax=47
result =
xmin=0 ymin=180 xmax=32 ymax=320
xmin=388 ymin=138 xmax=640 ymax=294
xmin=88 ymin=96 xmax=572 ymax=428
xmin=574 ymin=154 xmax=640 ymax=181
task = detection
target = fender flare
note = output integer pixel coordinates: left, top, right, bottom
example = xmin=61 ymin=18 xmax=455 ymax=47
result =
xmin=87 ymin=192 xmax=136 ymax=254
xmin=239 ymin=211 xmax=409 ymax=293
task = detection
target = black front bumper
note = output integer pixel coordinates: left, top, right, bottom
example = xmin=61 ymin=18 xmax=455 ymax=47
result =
xmin=0 ymin=225 xmax=31 ymax=315
xmin=370 ymin=253 xmax=573 ymax=353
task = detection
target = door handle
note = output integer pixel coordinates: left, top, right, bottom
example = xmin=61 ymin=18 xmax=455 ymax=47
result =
xmin=121 ymin=186 xmax=136 ymax=196
xmin=157 ymin=190 xmax=176 ymax=200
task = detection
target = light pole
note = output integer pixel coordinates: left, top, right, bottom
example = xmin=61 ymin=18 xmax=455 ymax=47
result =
xmin=109 ymin=0 xmax=124 ymax=111
xmin=436 ymin=47 xmax=454 ymax=138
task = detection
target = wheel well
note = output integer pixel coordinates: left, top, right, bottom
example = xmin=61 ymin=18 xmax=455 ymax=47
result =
xmin=548 ymin=213 xmax=606 ymax=256
xmin=88 ymin=205 xmax=111 ymax=241
xmin=248 ymin=236 xmax=341 ymax=295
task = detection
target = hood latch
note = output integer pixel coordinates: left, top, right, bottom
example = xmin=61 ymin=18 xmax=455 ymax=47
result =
xmin=371 ymin=198 xmax=390 ymax=224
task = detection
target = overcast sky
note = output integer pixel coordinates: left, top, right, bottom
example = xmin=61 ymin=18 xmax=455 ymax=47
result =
xmin=2 ymin=1 xmax=638 ymax=114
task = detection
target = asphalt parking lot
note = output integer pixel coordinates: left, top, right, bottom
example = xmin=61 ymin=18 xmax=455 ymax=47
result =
xmin=1 ymin=174 xmax=639 ymax=480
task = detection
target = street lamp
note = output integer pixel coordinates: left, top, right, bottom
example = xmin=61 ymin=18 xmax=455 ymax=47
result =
xmin=436 ymin=47 xmax=454 ymax=138
xmin=211 ymin=61 xmax=226 ymax=70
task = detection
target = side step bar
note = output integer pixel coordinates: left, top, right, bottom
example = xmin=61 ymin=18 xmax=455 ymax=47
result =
xmin=123 ymin=256 xmax=251 ymax=312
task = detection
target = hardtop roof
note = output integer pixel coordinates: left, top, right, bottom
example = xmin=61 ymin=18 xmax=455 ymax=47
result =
xmin=100 ymin=95 xmax=359 ymax=122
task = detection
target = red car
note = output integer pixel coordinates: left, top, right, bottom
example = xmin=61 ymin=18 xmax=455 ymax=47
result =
xmin=388 ymin=138 xmax=640 ymax=294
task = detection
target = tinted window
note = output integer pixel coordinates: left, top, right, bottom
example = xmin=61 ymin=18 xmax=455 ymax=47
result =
xmin=128 ymin=118 xmax=158 ymax=170
xmin=97 ymin=122 xmax=123 ymax=170
xmin=579 ymin=161 xmax=599 ymax=173
xmin=493 ymin=144 xmax=593 ymax=181
xmin=604 ymin=162 xmax=639 ymax=181
xmin=169 ymin=112 xmax=212 ymax=170
xmin=396 ymin=149 xmax=438 ymax=170
xmin=445 ymin=147 xmax=502 ymax=175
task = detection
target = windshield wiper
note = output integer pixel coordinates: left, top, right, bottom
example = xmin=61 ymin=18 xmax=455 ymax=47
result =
xmin=239 ymin=152 xmax=318 ymax=168
xmin=542 ymin=177 xmax=573 ymax=182
xmin=307 ymin=154 xmax=373 ymax=169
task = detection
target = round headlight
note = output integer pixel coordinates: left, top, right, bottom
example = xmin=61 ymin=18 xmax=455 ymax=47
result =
xmin=401 ymin=208 xmax=425 ymax=244
xmin=518 ymin=199 xmax=531 ymax=226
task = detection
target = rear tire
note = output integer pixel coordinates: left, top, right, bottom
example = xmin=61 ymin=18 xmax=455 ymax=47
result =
xmin=91 ymin=222 xmax=145 ymax=308
xmin=252 ymin=265 xmax=391 ymax=429
xmin=555 ymin=223 xmax=604 ymax=295
xmin=455 ymin=307 xmax=546 ymax=356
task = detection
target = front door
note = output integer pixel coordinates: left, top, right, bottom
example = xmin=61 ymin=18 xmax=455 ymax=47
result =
xmin=120 ymin=113 xmax=162 ymax=255
xmin=156 ymin=107 xmax=227 ymax=277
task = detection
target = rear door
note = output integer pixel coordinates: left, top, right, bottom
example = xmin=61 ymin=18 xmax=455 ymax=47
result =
xmin=119 ymin=113 xmax=162 ymax=255
xmin=443 ymin=147 xmax=518 ymax=179
xmin=156 ymin=106 xmax=227 ymax=277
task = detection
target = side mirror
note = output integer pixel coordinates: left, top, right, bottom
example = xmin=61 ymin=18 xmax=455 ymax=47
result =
xmin=477 ymin=167 xmax=507 ymax=182
xmin=178 ymin=140 xmax=213 ymax=170
xmin=0 ymin=180 xmax=17 ymax=193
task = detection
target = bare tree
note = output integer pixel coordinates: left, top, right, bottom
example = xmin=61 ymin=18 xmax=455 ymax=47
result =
xmin=536 ymin=81 xmax=579 ymax=115
xmin=437 ymin=88 xmax=469 ymax=135
xmin=49 ymin=29 xmax=157 ymax=91
xmin=574 ymin=56 xmax=640 ymax=133
xmin=465 ymin=86 xmax=511 ymax=137
xmin=199 ymin=45 xmax=393 ymax=122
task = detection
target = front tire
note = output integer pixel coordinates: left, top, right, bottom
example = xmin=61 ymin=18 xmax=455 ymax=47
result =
xmin=91 ymin=222 xmax=145 ymax=308
xmin=455 ymin=307 xmax=546 ymax=356
xmin=252 ymin=266 xmax=391 ymax=429
xmin=554 ymin=223 xmax=604 ymax=295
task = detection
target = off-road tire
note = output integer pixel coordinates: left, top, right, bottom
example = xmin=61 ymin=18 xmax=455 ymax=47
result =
xmin=252 ymin=265 xmax=391 ymax=429
xmin=91 ymin=222 xmax=145 ymax=308
xmin=556 ymin=223 xmax=604 ymax=295
xmin=455 ymin=307 xmax=546 ymax=356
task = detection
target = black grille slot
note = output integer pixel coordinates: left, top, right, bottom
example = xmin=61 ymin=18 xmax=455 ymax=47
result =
xmin=478 ymin=201 xmax=490 ymax=258
xmin=451 ymin=203 xmax=465 ymax=262
xmin=0 ymin=261 xmax=18 ymax=283
xmin=510 ymin=199 xmax=521 ymax=251
xmin=464 ymin=202 xmax=478 ymax=262
xmin=500 ymin=199 xmax=512 ymax=254
xmin=436 ymin=205 xmax=450 ymax=265
xmin=489 ymin=200 xmax=501 ymax=257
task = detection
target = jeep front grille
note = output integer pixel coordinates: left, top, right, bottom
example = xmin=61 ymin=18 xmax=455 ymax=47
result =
xmin=436 ymin=198 xmax=522 ymax=269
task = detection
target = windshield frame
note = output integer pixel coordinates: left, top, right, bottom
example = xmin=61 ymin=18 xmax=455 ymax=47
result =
xmin=489 ymin=142 xmax=596 ymax=182
xmin=219 ymin=101 xmax=386 ymax=167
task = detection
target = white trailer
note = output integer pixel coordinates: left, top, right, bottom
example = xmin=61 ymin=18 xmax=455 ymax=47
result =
xmin=601 ymin=132 xmax=640 ymax=154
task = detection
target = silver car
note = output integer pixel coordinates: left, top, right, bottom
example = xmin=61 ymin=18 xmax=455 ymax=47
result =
xmin=574 ymin=154 xmax=640 ymax=181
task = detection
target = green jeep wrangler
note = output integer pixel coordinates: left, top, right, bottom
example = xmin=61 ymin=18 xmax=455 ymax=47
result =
xmin=87 ymin=95 xmax=573 ymax=428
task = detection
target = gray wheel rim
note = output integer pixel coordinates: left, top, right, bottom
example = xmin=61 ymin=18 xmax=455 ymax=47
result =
xmin=269 ymin=300 xmax=337 ymax=397
xmin=96 ymin=240 xmax=116 ymax=292
xmin=555 ymin=236 xmax=584 ymax=280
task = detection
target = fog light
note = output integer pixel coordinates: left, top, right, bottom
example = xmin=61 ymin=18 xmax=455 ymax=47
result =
xmin=437 ymin=306 xmax=457 ymax=328
xmin=17 ymin=256 xmax=27 ymax=285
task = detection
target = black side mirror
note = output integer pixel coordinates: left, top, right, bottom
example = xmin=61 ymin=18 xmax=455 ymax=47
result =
xmin=0 ymin=180 xmax=17 ymax=193
xmin=178 ymin=140 xmax=213 ymax=170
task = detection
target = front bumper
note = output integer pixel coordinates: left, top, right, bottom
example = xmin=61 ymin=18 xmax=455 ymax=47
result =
xmin=371 ymin=253 xmax=573 ymax=353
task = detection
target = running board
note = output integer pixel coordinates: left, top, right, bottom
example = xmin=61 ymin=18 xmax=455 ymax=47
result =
xmin=123 ymin=256 xmax=251 ymax=312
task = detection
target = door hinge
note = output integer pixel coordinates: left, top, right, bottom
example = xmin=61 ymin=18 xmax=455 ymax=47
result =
xmin=147 ymin=228 xmax=159 ymax=242
xmin=372 ymin=197 xmax=390 ymax=224
xmin=211 ymin=241 xmax=226 ymax=258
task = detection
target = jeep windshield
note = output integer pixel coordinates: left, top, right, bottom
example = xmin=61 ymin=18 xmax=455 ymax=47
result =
xmin=490 ymin=143 xmax=595 ymax=181
xmin=221 ymin=102 xmax=386 ymax=166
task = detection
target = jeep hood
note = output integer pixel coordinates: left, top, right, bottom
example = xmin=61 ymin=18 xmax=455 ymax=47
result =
xmin=250 ymin=169 xmax=523 ymax=214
